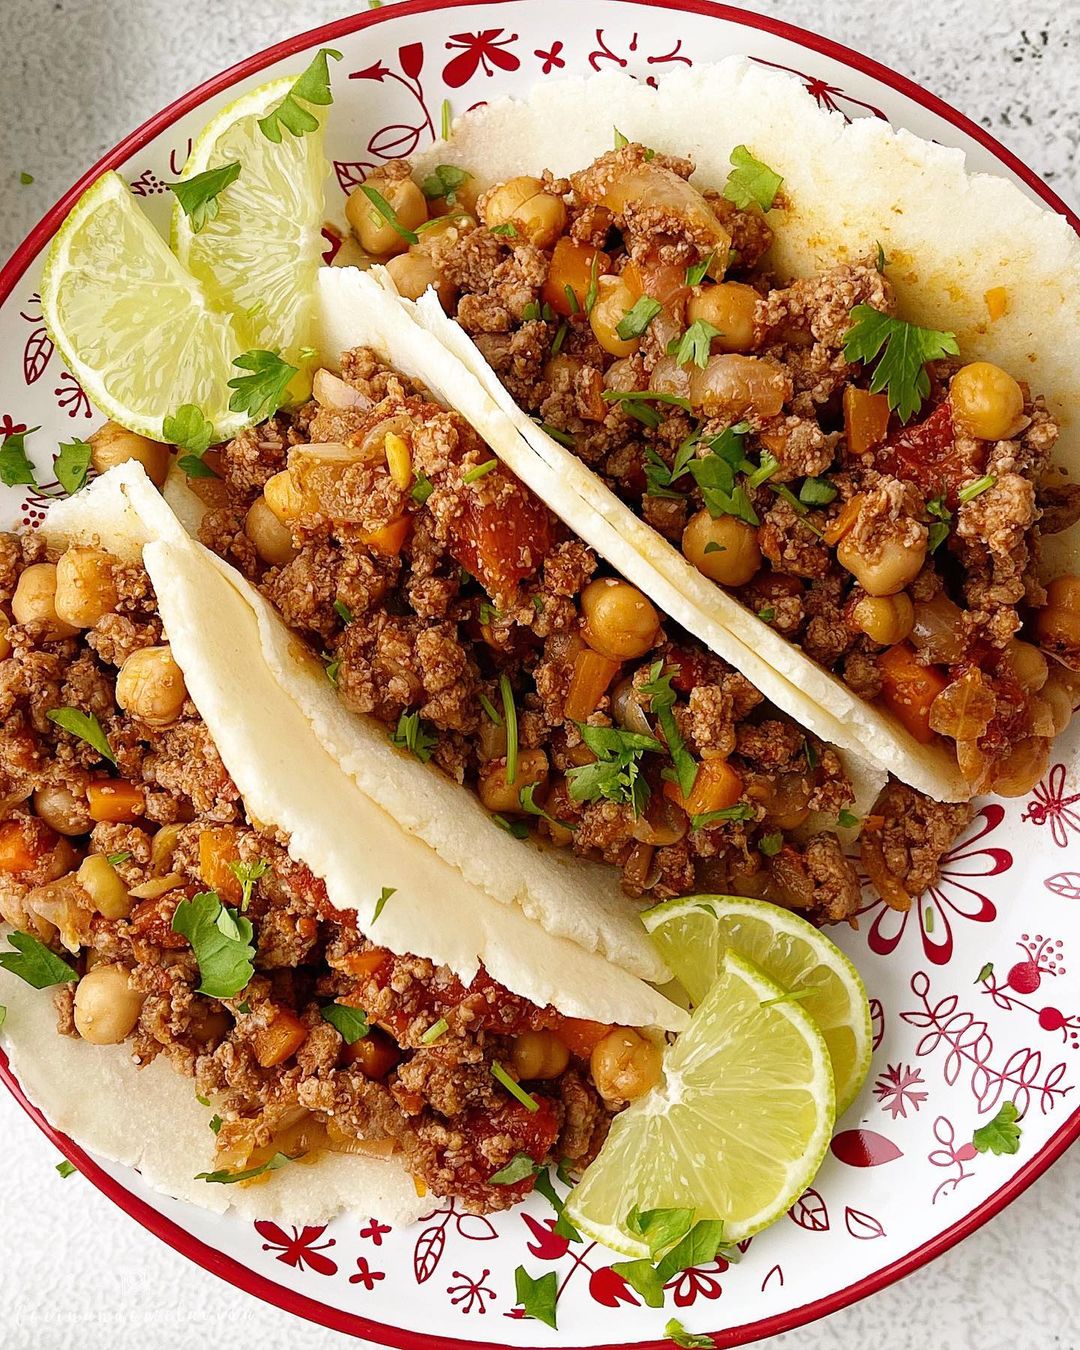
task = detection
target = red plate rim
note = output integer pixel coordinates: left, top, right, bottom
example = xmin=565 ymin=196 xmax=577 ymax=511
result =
xmin=2 ymin=0 xmax=1077 ymax=1345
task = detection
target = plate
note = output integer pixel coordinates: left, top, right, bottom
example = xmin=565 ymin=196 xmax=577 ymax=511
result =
xmin=1 ymin=1 xmax=1078 ymax=1345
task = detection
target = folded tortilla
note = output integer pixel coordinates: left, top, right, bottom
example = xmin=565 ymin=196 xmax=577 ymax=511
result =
xmin=2 ymin=463 xmax=685 ymax=1222
xmin=395 ymin=58 xmax=1080 ymax=802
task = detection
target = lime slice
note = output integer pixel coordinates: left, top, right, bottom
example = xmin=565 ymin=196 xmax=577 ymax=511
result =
xmin=565 ymin=950 xmax=835 ymax=1253
xmin=171 ymin=77 xmax=327 ymax=372
xmin=40 ymin=171 xmax=248 ymax=441
xmin=643 ymin=894 xmax=871 ymax=1115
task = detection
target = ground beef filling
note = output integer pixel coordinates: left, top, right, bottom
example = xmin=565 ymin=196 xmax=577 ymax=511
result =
xmin=0 ymin=540 xmax=619 ymax=1213
xmin=333 ymin=146 xmax=1079 ymax=801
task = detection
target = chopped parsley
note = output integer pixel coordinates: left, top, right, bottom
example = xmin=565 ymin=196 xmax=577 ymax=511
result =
xmin=491 ymin=1061 xmax=540 ymax=1112
xmin=197 ymin=1152 xmax=294 ymax=1184
xmin=665 ymin=1317 xmax=715 ymax=1348
xmin=804 ymin=738 xmax=819 ymax=771
xmin=538 ymin=421 xmax=577 ymax=448
xmin=229 ymin=858 xmax=270 ymax=911
xmin=926 ymin=495 xmax=952 ymax=554
xmin=420 ymin=164 xmax=471 ymax=202
xmin=533 ymin=1170 xmax=581 ymax=1241
xmin=746 ymin=450 xmax=779 ymax=490
xmin=837 ymin=808 xmax=860 ymax=829
xmin=411 ymin=472 xmax=434 ymax=504
xmin=685 ymin=252 xmax=714 ymax=287
xmin=420 ymin=1017 xmax=449 ymax=1045
xmin=323 ymin=654 xmax=341 ymax=686
xmin=566 ymin=724 xmax=662 ymax=816
xmin=462 ymin=458 xmax=497 ymax=484
xmin=0 ymin=932 xmax=77 ymax=989
xmin=613 ymin=1217 xmax=729 ymax=1309
xmin=613 ymin=126 xmax=629 ymax=149
xmin=489 ymin=222 xmax=518 ymax=238
xmin=372 ymin=885 xmax=396 ymax=922
xmin=258 ymin=49 xmax=341 ymax=143
xmin=563 ymin=283 xmax=581 ymax=314
xmin=972 ymin=1100 xmax=1022 ymax=1156
xmin=500 ymin=672 xmax=519 ymax=785
xmin=626 ymin=1205 xmax=695 ymax=1258
xmin=333 ymin=599 xmax=354 ymax=625
xmin=616 ymin=296 xmax=663 ymax=341
xmin=758 ymin=831 xmax=783 ymax=856
xmin=640 ymin=663 xmax=697 ymax=798
xmin=757 ymin=606 xmax=775 ymax=622
xmin=584 ymin=250 xmax=601 ymax=315
xmin=0 ymin=427 xmax=40 ymax=488
xmin=209 ymin=1115 xmax=223 ymax=1135
xmin=359 ymin=184 xmax=420 ymax=244
xmin=957 ymin=474 xmax=996 ymax=503
xmin=644 ymin=433 xmax=700 ymax=500
xmin=519 ymin=782 xmax=573 ymax=833
xmin=321 ymin=1002 xmax=370 ymax=1043
xmin=46 ymin=708 xmax=116 ymax=764
xmin=514 ymin=1267 xmax=558 ymax=1330
xmin=227 ymin=350 xmax=298 ymax=422
xmin=167 ymin=161 xmax=241 ymax=233
xmin=106 ymin=851 xmax=132 ymax=866
xmin=875 ymin=241 xmax=890 ymax=273
xmin=722 ymin=145 xmax=783 ymax=212
xmin=685 ymin=426 xmax=760 ymax=526
xmin=668 ymin=319 xmax=721 ymax=369
xmin=390 ymin=710 xmax=436 ymax=763
xmin=492 ymin=814 xmax=529 ymax=839
xmin=490 ymin=1152 xmax=538 ymax=1184
xmin=171 ymin=891 xmax=255 ymax=999
xmin=54 ymin=439 xmax=92 ymax=495
xmin=551 ymin=320 xmax=569 ymax=356
xmin=691 ymin=803 xmax=754 ymax=829
xmin=799 ymin=475 xmax=838 ymax=507
xmin=478 ymin=691 xmax=503 ymax=726
xmin=19 ymin=172 xmax=34 ymax=186
xmin=843 ymin=306 xmax=959 ymax=422
xmin=163 ymin=405 xmax=216 ymax=478
xmin=55 ymin=1160 xmax=77 ymax=1178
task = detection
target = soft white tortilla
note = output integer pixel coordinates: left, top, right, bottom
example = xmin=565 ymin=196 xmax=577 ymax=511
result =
xmin=405 ymin=59 xmax=1080 ymax=794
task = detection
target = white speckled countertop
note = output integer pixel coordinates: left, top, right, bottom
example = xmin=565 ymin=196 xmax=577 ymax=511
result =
xmin=2 ymin=2 xmax=1078 ymax=1347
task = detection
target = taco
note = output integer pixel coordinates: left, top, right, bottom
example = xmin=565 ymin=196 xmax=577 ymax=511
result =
xmin=329 ymin=57 xmax=1080 ymax=807
xmin=0 ymin=462 xmax=689 ymax=1222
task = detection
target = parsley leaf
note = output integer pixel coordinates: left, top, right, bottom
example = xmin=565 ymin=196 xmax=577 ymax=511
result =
xmin=656 ymin=1219 xmax=727 ymax=1281
xmin=645 ymin=434 xmax=699 ymax=500
xmin=640 ymin=663 xmax=697 ymax=798
xmin=333 ymin=599 xmax=354 ymax=625
xmin=462 ymin=458 xmax=497 ymax=484
xmin=491 ymin=1061 xmax=540 ymax=1112
xmin=489 ymin=222 xmax=518 ymax=238
xmin=616 ymin=296 xmax=663 ymax=341
xmin=0 ymin=426 xmax=40 ymax=488
xmin=519 ymin=782 xmax=573 ymax=833
xmin=799 ymin=475 xmax=837 ymax=507
xmin=758 ymin=830 xmax=783 ymax=856
xmin=0 ymin=932 xmax=77 ymax=989
xmin=171 ymin=891 xmax=255 ymax=999
xmin=391 ymin=710 xmax=437 ymax=763
xmin=689 ymin=438 xmax=759 ymax=525
xmin=164 ymin=404 xmax=215 ymax=457
xmin=668 ymin=319 xmax=721 ymax=369
xmin=372 ymin=885 xmax=396 ymax=922
xmin=514 ymin=1268 xmax=558 ymax=1329
xmin=691 ymin=803 xmax=753 ymax=829
xmin=53 ymin=439 xmax=92 ymax=495
xmin=613 ymin=126 xmax=630 ymax=149
xmin=420 ymin=164 xmax=471 ymax=202
xmin=626 ymin=1205 xmax=696 ymax=1259
xmin=837 ymin=808 xmax=860 ymax=829
xmin=976 ymin=961 xmax=995 ymax=984
xmin=566 ymin=724 xmax=662 ymax=816
xmin=972 ymin=1101 xmax=1022 ymax=1156
xmin=258 ymin=49 xmax=342 ymax=143
xmin=46 ymin=707 xmax=116 ymax=764
xmin=229 ymin=858 xmax=270 ymax=911
xmin=685 ymin=253 xmax=714 ymax=287
xmin=55 ymin=1159 xmax=77 ymax=1178
xmin=197 ymin=1152 xmax=294 ymax=1184
xmin=208 ymin=1114 xmax=223 ymax=1135
xmin=167 ymin=161 xmax=241 ymax=233
xmin=612 ymin=1258 xmax=667 ymax=1307
xmin=958 ymin=473 xmax=996 ymax=503
xmin=842 ymin=306 xmax=959 ymax=423
xmin=106 ymin=851 xmax=132 ymax=866
xmin=500 ymin=672 xmax=518 ymax=786
xmin=359 ymin=183 xmax=420 ymax=245
xmin=411 ymin=472 xmax=434 ymax=504
xmin=665 ymin=1318 xmax=715 ymax=1349
xmin=321 ymin=1002 xmax=370 ymax=1043
xmin=489 ymin=1152 xmax=538 ymax=1185
xmin=584 ymin=250 xmax=602 ymax=315
xmin=926 ymin=495 xmax=952 ymax=554
xmin=493 ymin=814 xmax=529 ymax=839
xmin=227 ymin=350 xmax=298 ymax=422
xmin=722 ymin=145 xmax=783 ymax=212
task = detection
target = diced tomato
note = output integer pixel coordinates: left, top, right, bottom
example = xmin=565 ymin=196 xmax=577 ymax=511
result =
xmin=550 ymin=1016 xmax=613 ymax=1060
xmin=665 ymin=646 xmax=716 ymax=695
xmin=878 ymin=643 xmax=949 ymax=744
xmin=448 ymin=480 xmax=555 ymax=604
xmin=129 ymin=892 xmax=192 ymax=949
xmin=252 ymin=1006 xmax=309 ymax=1067
xmin=443 ymin=1098 xmax=560 ymax=1207
xmin=542 ymin=239 xmax=611 ymax=317
xmin=875 ymin=402 xmax=983 ymax=505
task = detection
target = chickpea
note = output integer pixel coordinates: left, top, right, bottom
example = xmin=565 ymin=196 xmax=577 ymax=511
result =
xmin=850 ymin=593 xmax=915 ymax=646
xmin=589 ymin=275 xmax=642 ymax=358
xmin=89 ymin=421 xmax=170 ymax=488
xmin=687 ymin=282 xmax=759 ymax=353
xmin=262 ymin=469 xmax=313 ymax=524
xmin=590 ymin=1028 xmax=663 ymax=1102
xmin=681 ymin=509 xmax=762 ymax=586
xmin=581 ymin=578 xmax=661 ymax=660
xmin=510 ymin=1029 xmax=571 ymax=1080
xmin=116 ymin=646 xmax=187 ymax=727
xmin=483 ymin=175 xmax=567 ymax=249
xmin=245 ymin=496 xmax=297 ymax=567
xmin=1035 ymin=575 xmax=1080 ymax=652
xmin=0 ymin=612 xmax=10 ymax=662
xmin=1006 ymin=639 xmax=1049 ymax=693
xmin=837 ymin=532 xmax=927 ymax=598
xmin=992 ymin=735 xmax=1051 ymax=797
xmin=11 ymin=563 xmax=78 ymax=637
xmin=34 ymin=784 xmax=91 ymax=836
xmin=385 ymin=251 xmax=455 ymax=311
xmin=73 ymin=964 xmax=145 ymax=1045
xmin=54 ymin=547 xmax=118 ymax=628
xmin=478 ymin=749 xmax=549 ymax=815
xmin=950 ymin=362 xmax=1025 ymax=441
xmin=346 ymin=176 xmax=428 ymax=256
xmin=1041 ymin=667 xmax=1079 ymax=735
xmin=77 ymin=853 xmax=131 ymax=919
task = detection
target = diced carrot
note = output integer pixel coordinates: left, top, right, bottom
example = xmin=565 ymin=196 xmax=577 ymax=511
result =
xmin=542 ymin=238 xmax=611 ymax=317
xmin=878 ymin=643 xmax=949 ymax=744
xmin=564 ymin=649 xmax=621 ymax=722
xmin=843 ymin=387 xmax=891 ymax=457
xmin=87 ymin=780 xmax=145 ymax=823
xmin=340 ymin=949 xmax=392 ymax=979
xmin=823 ymin=493 xmax=865 ymax=546
xmin=0 ymin=819 xmax=49 ymax=875
xmin=252 ymin=1006 xmax=309 ymax=1067
xmin=361 ymin=517 xmax=411 ymax=557
xmin=984 ymin=286 xmax=1008 ymax=322
xmin=664 ymin=757 xmax=743 ymax=817
xmin=448 ymin=487 xmax=554 ymax=604
xmin=198 ymin=828 xmax=243 ymax=905
xmin=553 ymin=1017 xmax=613 ymax=1060
xmin=344 ymin=1027 xmax=401 ymax=1078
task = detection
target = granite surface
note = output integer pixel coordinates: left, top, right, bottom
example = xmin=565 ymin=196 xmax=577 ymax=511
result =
xmin=2 ymin=2 xmax=1078 ymax=1347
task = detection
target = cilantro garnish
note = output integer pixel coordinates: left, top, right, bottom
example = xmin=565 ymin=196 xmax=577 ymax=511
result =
xmin=626 ymin=1205 xmax=696 ymax=1258
xmin=106 ymin=851 xmax=132 ymax=866
xmin=499 ymin=672 xmax=519 ymax=785
xmin=258 ymin=49 xmax=341 ymax=143
xmin=875 ymin=241 xmax=890 ymax=273
xmin=53 ymin=439 xmax=92 ymax=496
xmin=563 ymin=283 xmax=581 ymax=314
xmin=746 ymin=450 xmax=779 ymax=490
xmin=490 ymin=1152 xmax=539 ymax=1184
xmin=0 ymin=932 xmax=77 ymax=989
xmin=324 ymin=654 xmax=341 ymax=686
xmin=566 ymin=724 xmax=662 ymax=816
xmin=757 ymin=606 xmax=775 ymax=622
xmin=614 ymin=126 xmax=629 ymax=149
xmin=514 ymin=1267 xmax=558 ymax=1330
xmin=799 ymin=475 xmax=837 ymax=507
xmin=640 ymin=663 xmax=697 ymax=798
xmin=926 ymin=495 xmax=952 ymax=554
xmin=0 ymin=426 xmax=40 ymax=488
xmin=227 ymin=350 xmax=298 ymax=423
xmin=645 ymin=434 xmax=699 ymax=500
xmin=616 ymin=296 xmax=663 ymax=342
xmin=411 ymin=472 xmax=434 ymax=504
xmin=957 ymin=474 xmax=996 ymax=503
xmin=171 ymin=891 xmax=255 ymax=999
xmin=420 ymin=1017 xmax=449 ymax=1044
xmin=164 ymin=404 xmax=214 ymax=456
xmin=229 ymin=858 xmax=270 ymax=911
xmin=372 ymin=885 xmax=396 ymax=922
xmin=359 ymin=184 xmax=420 ymax=245
xmin=613 ymin=1216 xmax=729 ymax=1309
xmin=462 ymin=458 xmax=497 ymax=485
xmin=758 ymin=831 xmax=783 ymax=856
xmin=668 ymin=319 xmax=721 ymax=369
xmin=390 ymin=710 xmax=436 ymax=763
xmin=722 ymin=145 xmax=783 ymax=212
xmin=976 ymin=961 xmax=994 ymax=985
xmin=691 ymin=803 xmax=753 ymax=829
xmin=551 ymin=320 xmax=569 ymax=356
xmin=196 ymin=1152 xmax=295 ymax=1185
xmin=686 ymin=426 xmax=760 ymax=526
xmin=493 ymin=814 xmax=529 ymax=839
xmin=55 ymin=1159 xmax=77 ymax=1178
xmin=167 ymin=161 xmax=241 ymax=233
xmin=209 ymin=1115 xmax=223 ymax=1135
xmin=842 ymin=306 xmax=959 ymax=422
xmin=519 ymin=782 xmax=574 ymax=833
xmin=972 ymin=1101 xmax=1022 ymax=1156
xmin=665 ymin=1317 xmax=715 ymax=1349
xmin=479 ymin=692 xmax=504 ymax=726
xmin=491 ymin=1061 xmax=540 ymax=1112
xmin=538 ymin=421 xmax=576 ymax=448
xmin=477 ymin=601 xmax=501 ymax=624
xmin=804 ymin=738 xmax=819 ymax=771
xmin=46 ymin=707 xmax=116 ymax=764
xmin=837 ymin=808 xmax=860 ymax=829
xmin=420 ymin=164 xmax=471 ymax=202
xmin=584 ymin=250 xmax=601 ymax=315
xmin=685 ymin=253 xmax=714 ymax=288
xmin=489 ymin=222 xmax=518 ymax=238
xmin=533 ymin=1169 xmax=581 ymax=1241
xmin=321 ymin=1002 xmax=370 ymax=1043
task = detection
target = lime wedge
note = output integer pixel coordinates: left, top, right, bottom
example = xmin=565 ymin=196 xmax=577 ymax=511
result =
xmin=171 ymin=77 xmax=328 ymax=373
xmin=565 ymin=950 xmax=835 ymax=1253
xmin=39 ymin=171 xmax=248 ymax=441
xmin=643 ymin=894 xmax=871 ymax=1115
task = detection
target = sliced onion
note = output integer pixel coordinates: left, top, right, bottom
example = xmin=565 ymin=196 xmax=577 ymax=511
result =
xmin=604 ymin=358 xmax=640 ymax=392
xmin=599 ymin=165 xmax=729 ymax=251
xmin=313 ymin=368 xmax=373 ymax=411
xmin=860 ymin=832 xmax=912 ymax=912
xmin=911 ymin=594 xmax=966 ymax=665
xmin=648 ymin=356 xmax=692 ymax=400
xmin=611 ymin=676 xmax=653 ymax=737
xmin=688 ymin=354 xmax=788 ymax=418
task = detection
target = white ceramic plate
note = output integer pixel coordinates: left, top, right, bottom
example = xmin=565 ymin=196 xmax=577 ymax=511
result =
xmin=1 ymin=2 xmax=1078 ymax=1345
